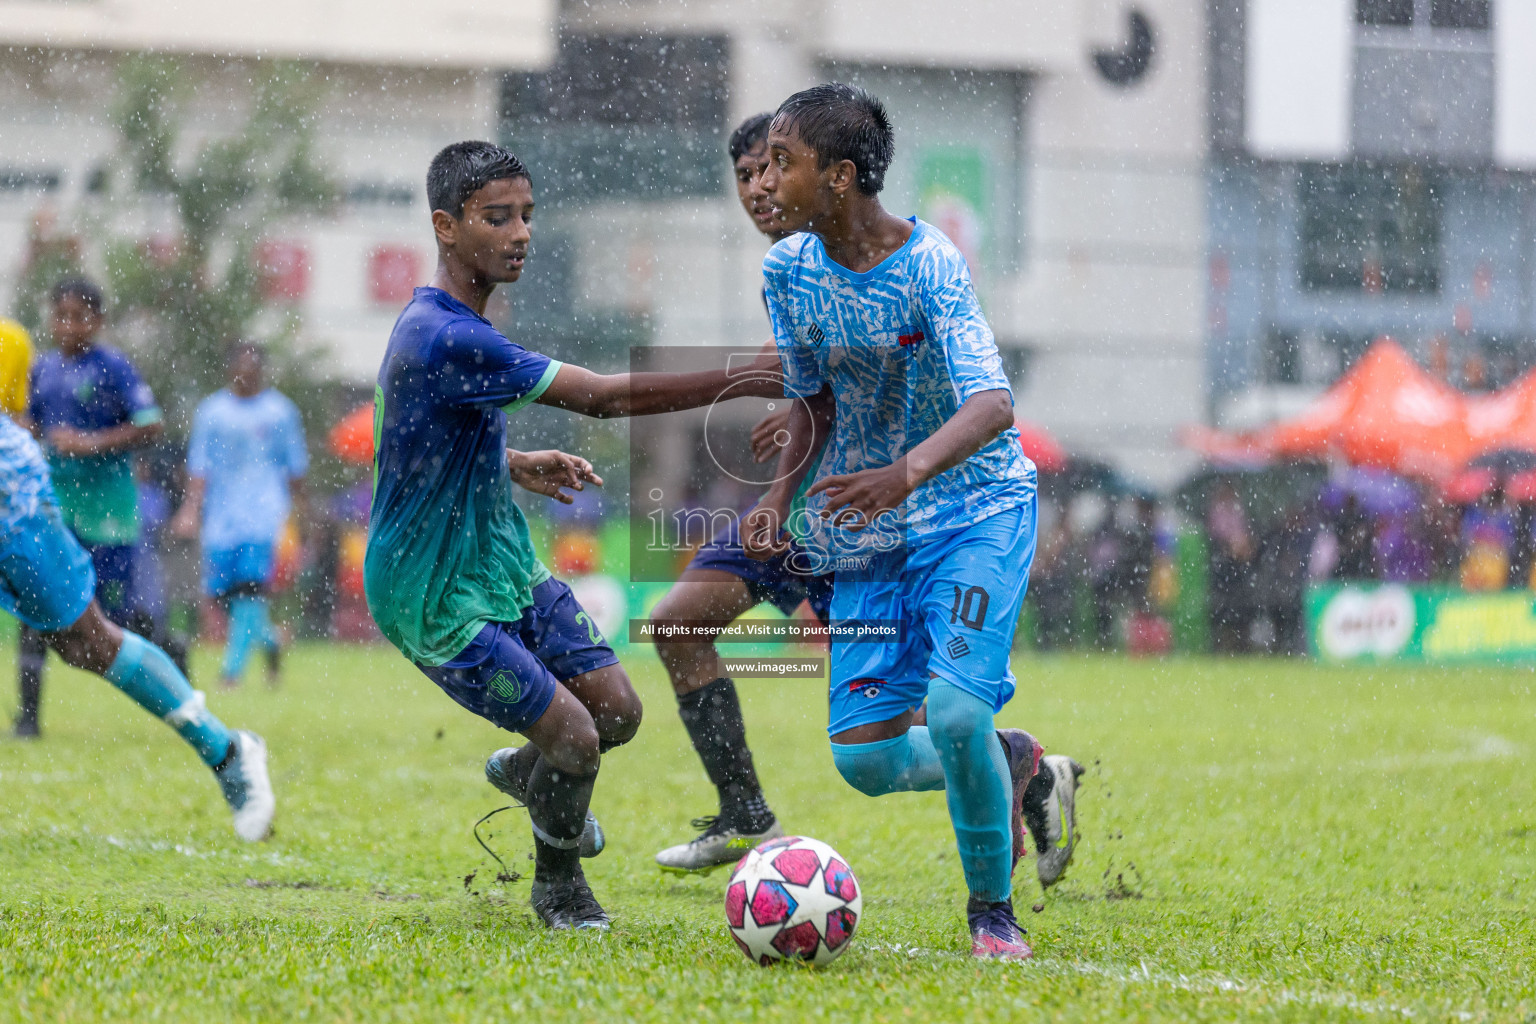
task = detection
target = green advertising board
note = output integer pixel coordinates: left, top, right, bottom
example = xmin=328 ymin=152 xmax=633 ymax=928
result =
xmin=1307 ymin=583 xmax=1536 ymax=663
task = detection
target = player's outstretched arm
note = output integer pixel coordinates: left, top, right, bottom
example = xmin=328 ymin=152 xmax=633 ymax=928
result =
xmin=743 ymin=387 xmax=834 ymax=560
xmin=506 ymin=448 xmax=604 ymax=505
xmin=535 ymin=354 xmax=783 ymax=419
xmin=45 ymin=419 xmax=162 ymax=457
xmin=810 ymin=388 xmax=1013 ymax=533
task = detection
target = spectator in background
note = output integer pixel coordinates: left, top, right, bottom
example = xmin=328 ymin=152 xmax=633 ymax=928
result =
xmin=16 ymin=278 xmax=163 ymax=738
xmin=1376 ymin=509 xmax=1433 ymax=584
xmin=1458 ymin=484 xmax=1513 ymax=591
xmin=1507 ymin=492 xmax=1536 ymax=590
xmin=1332 ymin=493 xmax=1376 ymax=580
xmin=1257 ymin=502 xmax=1314 ymax=655
xmin=1029 ymin=498 xmax=1079 ymax=651
xmin=1426 ymin=497 xmax=1463 ymax=585
xmin=1086 ymin=511 xmax=1125 ymax=650
xmin=172 ymin=342 xmax=308 ymax=688
xmin=1206 ymin=480 xmax=1254 ymax=654
xmin=1121 ymin=496 xmax=1158 ymax=615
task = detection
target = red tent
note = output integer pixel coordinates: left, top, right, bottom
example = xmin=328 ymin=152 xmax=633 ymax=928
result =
xmin=1013 ymin=420 xmax=1068 ymax=473
xmin=1186 ymin=339 xmax=1473 ymax=482
xmin=1466 ymin=368 xmax=1536 ymax=456
xmin=329 ymin=404 xmax=375 ymax=465
xmin=1264 ymin=339 xmax=1471 ymax=480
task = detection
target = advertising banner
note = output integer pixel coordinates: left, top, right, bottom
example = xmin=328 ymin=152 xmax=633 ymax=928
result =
xmin=1307 ymin=583 xmax=1536 ymax=663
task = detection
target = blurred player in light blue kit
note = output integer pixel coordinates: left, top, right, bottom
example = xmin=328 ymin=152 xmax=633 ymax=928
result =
xmin=746 ymin=84 xmax=1082 ymax=961
xmin=172 ymin=342 xmax=309 ymax=688
xmin=0 ymin=412 xmax=274 ymax=840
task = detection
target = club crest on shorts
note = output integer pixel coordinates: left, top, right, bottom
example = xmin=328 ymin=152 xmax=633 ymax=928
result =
xmin=848 ymin=677 xmax=885 ymax=699
xmin=487 ymin=670 xmax=522 ymax=704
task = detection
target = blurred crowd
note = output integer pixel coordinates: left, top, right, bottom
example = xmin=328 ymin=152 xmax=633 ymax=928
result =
xmin=1200 ymin=470 xmax=1532 ymax=655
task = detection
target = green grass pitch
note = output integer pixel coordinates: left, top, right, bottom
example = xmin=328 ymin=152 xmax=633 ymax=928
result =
xmin=2 ymin=645 xmax=1533 ymax=1022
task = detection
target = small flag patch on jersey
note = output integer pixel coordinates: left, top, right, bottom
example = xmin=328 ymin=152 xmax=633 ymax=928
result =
xmin=897 ymin=328 xmax=924 ymax=347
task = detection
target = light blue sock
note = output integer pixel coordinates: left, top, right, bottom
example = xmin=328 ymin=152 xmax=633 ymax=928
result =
xmin=927 ymin=680 xmax=1014 ymax=904
xmin=831 ymin=727 xmax=945 ymax=796
xmin=105 ymin=632 xmax=235 ymax=767
xmin=222 ymin=596 xmax=266 ymax=682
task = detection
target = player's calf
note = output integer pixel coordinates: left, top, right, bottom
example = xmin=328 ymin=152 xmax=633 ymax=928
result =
xmin=51 ymin=604 xmax=274 ymax=841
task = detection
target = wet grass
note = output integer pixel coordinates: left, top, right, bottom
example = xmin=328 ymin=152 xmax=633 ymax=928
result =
xmin=2 ymin=645 xmax=1533 ymax=1022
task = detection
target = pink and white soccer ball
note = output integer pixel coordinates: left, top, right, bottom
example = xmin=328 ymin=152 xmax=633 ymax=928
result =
xmin=724 ymin=835 xmax=862 ymax=967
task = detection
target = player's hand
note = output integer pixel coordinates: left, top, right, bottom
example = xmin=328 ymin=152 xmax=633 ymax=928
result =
xmin=750 ymin=405 xmax=794 ymax=464
xmin=44 ymin=426 xmax=99 ymax=456
xmin=169 ymin=504 xmax=199 ymax=541
xmin=743 ymin=496 xmax=792 ymax=561
xmin=507 ymin=448 xmax=603 ymax=504
xmin=808 ymin=463 xmax=909 ymax=533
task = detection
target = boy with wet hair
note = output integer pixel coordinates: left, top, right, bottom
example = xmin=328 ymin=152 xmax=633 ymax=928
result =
xmin=746 ymin=83 xmax=1081 ymax=959
xmin=173 ymin=341 xmax=309 ymax=688
xmin=366 ymin=140 xmax=783 ymax=930
xmin=18 ymin=277 xmax=168 ymax=737
xmin=647 ymin=111 xmax=837 ymax=874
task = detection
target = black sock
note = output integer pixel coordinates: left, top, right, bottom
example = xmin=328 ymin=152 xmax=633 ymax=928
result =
xmin=525 ymin=756 xmax=596 ymax=884
xmin=16 ymin=627 xmax=46 ymax=728
xmin=677 ymin=677 xmax=774 ymax=832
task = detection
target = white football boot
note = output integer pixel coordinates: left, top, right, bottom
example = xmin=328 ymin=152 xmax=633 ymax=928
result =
xmin=214 ymin=730 xmax=275 ymax=842
xmin=655 ymin=815 xmax=784 ymax=875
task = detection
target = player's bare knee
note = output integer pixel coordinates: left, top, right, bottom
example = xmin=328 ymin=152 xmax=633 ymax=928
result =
xmin=590 ymin=689 xmax=642 ymax=750
xmin=546 ymin=723 xmax=602 ymax=776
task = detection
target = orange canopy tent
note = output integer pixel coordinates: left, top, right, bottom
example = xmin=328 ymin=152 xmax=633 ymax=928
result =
xmin=1187 ymin=339 xmax=1474 ymax=482
xmin=1465 ymin=367 xmax=1536 ymax=457
xmin=329 ymin=404 xmax=375 ymax=465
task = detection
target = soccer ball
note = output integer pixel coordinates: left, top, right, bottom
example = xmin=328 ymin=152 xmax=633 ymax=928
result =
xmin=724 ymin=835 xmax=862 ymax=967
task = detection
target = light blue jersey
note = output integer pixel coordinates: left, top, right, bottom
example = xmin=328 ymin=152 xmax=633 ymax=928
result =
xmin=763 ymin=218 xmax=1035 ymax=569
xmin=186 ymin=389 xmax=308 ymax=551
xmin=0 ymin=414 xmax=56 ymax=542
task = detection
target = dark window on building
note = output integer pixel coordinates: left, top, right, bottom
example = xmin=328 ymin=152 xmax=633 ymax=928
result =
xmin=1430 ymin=0 xmax=1490 ymax=29
xmin=1299 ymin=164 xmax=1441 ymax=294
xmin=1261 ymin=330 xmax=1301 ymax=385
xmin=1357 ymin=0 xmax=1414 ymax=25
xmin=501 ymin=33 xmax=729 ymax=202
xmin=0 ymin=168 xmax=62 ymax=191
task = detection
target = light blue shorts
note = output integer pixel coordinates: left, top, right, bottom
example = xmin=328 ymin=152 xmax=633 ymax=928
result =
xmin=827 ymin=500 xmax=1036 ymax=736
xmin=204 ymin=542 xmax=276 ymax=599
xmin=0 ymin=505 xmax=97 ymax=632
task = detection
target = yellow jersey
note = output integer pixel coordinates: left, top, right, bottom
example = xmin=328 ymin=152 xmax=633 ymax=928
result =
xmin=0 ymin=318 xmax=34 ymax=420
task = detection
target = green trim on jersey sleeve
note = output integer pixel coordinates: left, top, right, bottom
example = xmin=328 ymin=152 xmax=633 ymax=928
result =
xmin=501 ymin=361 xmax=563 ymax=415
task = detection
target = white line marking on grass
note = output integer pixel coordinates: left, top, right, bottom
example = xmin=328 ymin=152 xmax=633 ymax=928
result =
xmin=862 ymin=945 xmax=1473 ymax=1019
xmin=1201 ymin=732 xmax=1521 ymax=779
xmin=104 ymin=835 xmax=211 ymax=858
xmin=0 ymin=771 xmax=82 ymax=783
xmin=1037 ymin=959 xmax=1474 ymax=1020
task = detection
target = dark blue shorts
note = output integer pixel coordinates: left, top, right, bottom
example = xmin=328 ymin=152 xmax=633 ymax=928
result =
xmin=686 ymin=517 xmax=834 ymax=621
xmin=85 ymin=542 xmax=134 ymax=619
xmin=415 ymin=577 xmax=621 ymax=733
